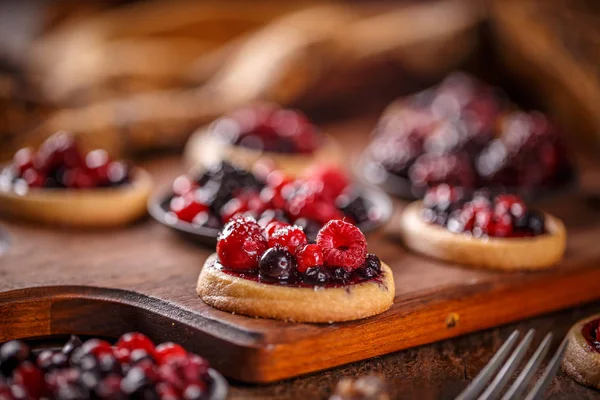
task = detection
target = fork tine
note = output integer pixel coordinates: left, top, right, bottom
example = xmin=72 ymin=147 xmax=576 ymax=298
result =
xmin=456 ymin=330 xmax=521 ymax=400
xmin=523 ymin=337 xmax=568 ymax=400
xmin=501 ymin=333 xmax=553 ymax=400
xmin=478 ymin=329 xmax=535 ymax=400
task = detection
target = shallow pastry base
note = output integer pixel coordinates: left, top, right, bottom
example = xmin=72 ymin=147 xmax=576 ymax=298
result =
xmin=0 ymin=168 xmax=152 ymax=227
xmin=184 ymin=129 xmax=344 ymax=176
xmin=197 ymin=254 xmax=395 ymax=323
xmin=562 ymin=315 xmax=600 ymax=389
xmin=398 ymin=201 xmax=567 ymax=271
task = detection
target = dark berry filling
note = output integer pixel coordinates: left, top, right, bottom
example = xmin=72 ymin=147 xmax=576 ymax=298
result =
xmin=581 ymin=318 xmax=600 ymax=353
xmin=210 ymin=104 xmax=321 ymax=154
xmin=215 ymin=218 xmax=383 ymax=287
xmin=422 ymin=185 xmax=546 ymax=238
xmin=367 ymin=73 xmax=572 ymax=193
xmin=0 ymin=131 xmax=131 ymax=193
xmin=0 ymin=333 xmax=214 ymax=399
xmin=166 ymin=161 xmax=377 ymax=236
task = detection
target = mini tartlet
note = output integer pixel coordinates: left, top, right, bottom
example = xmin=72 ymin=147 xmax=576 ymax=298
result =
xmin=0 ymin=131 xmax=152 ymax=227
xmin=164 ymin=161 xmax=383 ymax=238
xmin=363 ymin=73 xmax=573 ymax=197
xmin=197 ymin=218 xmax=395 ymax=323
xmin=398 ymin=186 xmax=566 ymax=270
xmin=562 ymin=315 xmax=600 ymax=389
xmin=184 ymin=104 xmax=343 ymax=175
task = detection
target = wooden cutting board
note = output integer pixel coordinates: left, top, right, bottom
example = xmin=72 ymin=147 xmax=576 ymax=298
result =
xmin=1 ymin=117 xmax=600 ymax=383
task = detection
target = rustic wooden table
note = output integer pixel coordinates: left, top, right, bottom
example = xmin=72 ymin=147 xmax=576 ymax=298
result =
xmin=228 ymin=301 xmax=600 ymax=399
xmin=2 ymin=115 xmax=600 ymax=399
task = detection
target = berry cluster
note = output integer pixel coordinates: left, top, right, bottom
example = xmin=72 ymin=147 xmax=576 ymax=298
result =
xmin=581 ymin=318 xmax=600 ymax=353
xmin=0 ymin=333 xmax=214 ymax=400
xmin=216 ymin=217 xmax=382 ymax=286
xmin=367 ymin=73 xmax=571 ymax=193
xmin=210 ymin=104 xmax=320 ymax=154
xmin=0 ymin=132 xmax=129 ymax=192
xmin=168 ymin=162 xmax=373 ymax=238
xmin=422 ymin=185 xmax=546 ymax=238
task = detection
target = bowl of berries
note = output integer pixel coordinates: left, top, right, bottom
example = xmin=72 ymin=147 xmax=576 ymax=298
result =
xmin=0 ymin=333 xmax=227 ymax=400
xmin=148 ymin=162 xmax=393 ymax=246
xmin=359 ymin=73 xmax=576 ymax=201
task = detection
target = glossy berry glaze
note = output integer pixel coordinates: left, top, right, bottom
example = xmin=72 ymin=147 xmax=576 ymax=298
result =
xmin=167 ymin=161 xmax=377 ymax=238
xmin=366 ymin=73 xmax=572 ymax=193
xmin=581 ymin=318 xmax=600 ymax=353
xmin=422 ymin=185 xmax=546 ymax=238
xmin=209 ymin=104 xmax=321 ymax=154
xmin=0 ymin=131 xmax=130 ymax=193
xmin=214 ymin=217 xmax=383 ymax=288
xmin=0 ymin=333 xmax=215 ymax=400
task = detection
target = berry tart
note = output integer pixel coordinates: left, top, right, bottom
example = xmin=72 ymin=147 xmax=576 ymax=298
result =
xmin=562 ymin=315 xmax=600 ymax=389
xmin=152 ymin=161 xmax=389 ymax=241
xmin=398 ymin=185 xmax=566 ymax=270
xmin=0 ymin=131 xmax=152 ymax=227
xmin=197 ymin=218 xmax=395 ymax=323
xmin=363 ymin=73 xmax=573 ymax=198
xmin=0 ymin=333 xmax=227 ymax=400
xmin=184 ymin=103 xmax=343 ymax=175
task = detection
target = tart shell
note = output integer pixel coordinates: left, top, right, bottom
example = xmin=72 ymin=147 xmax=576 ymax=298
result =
xmin=184 ymin=129 xmax=344 ymax=176
xmin=0 ymin=167 xmax=152 ymax=227
xmin=197 ymin=254 xmax=395 ymax=323
xmin=562 ymin=315 xmax=600 ymax=389
xmin=398 ymin=201 xmax=567 ymax=271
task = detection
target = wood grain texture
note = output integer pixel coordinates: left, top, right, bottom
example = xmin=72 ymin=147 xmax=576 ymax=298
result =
xmin=1 ymin=116 xmax=600 ymax=383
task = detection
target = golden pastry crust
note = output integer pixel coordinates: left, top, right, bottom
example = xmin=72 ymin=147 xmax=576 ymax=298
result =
xmin=0 ymin=167 xmax=152 ymax=227
xmin=398 ymin=201 xmax=566 ymax=271
xmin=197 ymin=254 xmax=395 ymax=323
xmin=184 ymin=129 xmax=344 ymax=175
xmin=562 ymin=315 xmax=600 ymax=389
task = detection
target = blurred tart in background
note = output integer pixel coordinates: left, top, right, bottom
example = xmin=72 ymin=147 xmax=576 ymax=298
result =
xmin=160 ymin=161 xmax=386 ymax=239
xmin=184 ymin=104 xmax=343 ymax=175
xmin=362 ymin=73 xmax=574 ymax=199
xmin=563 ymin=315 xmax=600 ymax=389
xmin=0 ymin=131 xmax=152 ymax=227
xmin=398 ymin=185 xmax=567 ymax=270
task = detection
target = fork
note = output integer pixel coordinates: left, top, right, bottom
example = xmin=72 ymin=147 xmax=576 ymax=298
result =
xmin=456 ymin=329 xmax=568 ymax=400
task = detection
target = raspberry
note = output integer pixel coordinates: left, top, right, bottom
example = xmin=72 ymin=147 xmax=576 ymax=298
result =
xmin=172 ymin=175 xmax=196 ymax=196
xmin=287 ymin=193 xmax=344 ymax=225
xmin=221 ymin=192 xmax=269 ymax=223
xmin=316 ymin=220 xmax=367 ymax=271
xmin=473 ymin=208 xmax=493 ymax=236
xmin=170 ymin=195 xmax=209 ymax=223
xmin=295 ymin=244 xmax=324 ymax=273
xmin=494 ymin=194 xmax=526 ymax=218
xmin=216 ymin=217 xmax=267 ymax=270
xmin=13 ymin=148 xmax=34 ymax=176
xmin=268 ymin=226 xmax=307 ymax=254
xmin=493 ymin=213 xmax=513 ymax=237
xmin=220 ymin=198 xmax=249 ymax=223
xmin=265 ymin=221 xmax=290 ymax=239
xmin=302 ymin=164 xmax=349 ymax=201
